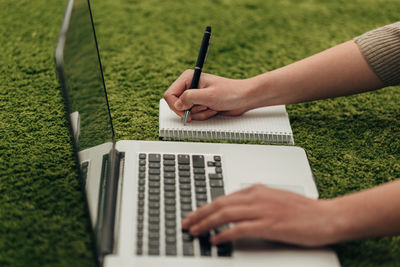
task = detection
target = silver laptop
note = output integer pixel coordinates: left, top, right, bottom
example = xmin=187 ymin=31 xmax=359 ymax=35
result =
xmin=55 ymin=0 xmax=340 ymax=266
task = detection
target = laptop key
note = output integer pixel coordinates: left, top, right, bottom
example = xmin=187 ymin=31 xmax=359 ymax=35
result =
xmin=165 ymin=213 xmax=176 ymax=220
xmin=164 ymin=172 xmax=175 ymax=179
xmin=178 ymin=165 xmax=190 ymax=171
xmin=148 ymin=194 xmax=160 ymax=201
xmin=214 ymin=155 xmax=221 ymax=161
xmin=192 ymin=155 xmax=205 ymax=168
xmin=149 ymin=232 xmax=160 ymax=240
xmin=179 ymin=171 xmax=190 ymax=177
xmin=183 ymin=243 xmax=194 ymax=256
xmin=164 ymin=166 xmax=175 ymax=172
xmin=166 ymin=235 xmax=176 ymax=244
xmin=149 ymin=154 xmax=161 ymax=162
xmin=181 ymin=204 xmax=192 ymax=211
xmin=199 ymin=233 xmax=212 ymax=256
xmin=149 ymin=181 xmax=160 ymax=188
xmin=217 ymin=242 xmax=233 ymax=257
xmin=165 ymin=228 xmax=176 ymax=236
xmin=165 ymin=198 xmax=176 ymax=205
xmin=210 ymin=180 xmax=224 ymax=188
xmin=166 ymin=247 xmax=177 ymax=256
xmin=209 ymin=173 xmax=223 ymax=180
xmin=148 ymin=224 xmax=159 ymax=231
xmin=149 ymin=162 xmax=161 ymax=168
xmin=164 ymin=179 xmax=176 ymax=185
xmin=178 ymin=154 xmax=190 ymax=165
xmin=195 ymin=187 xmax=207 ymax=193
xmin=180 ymin=197 xmax=192 ymax=204
xmin=193 ymin=168 xmax=205 ymax=174
xmin=148 ymin=248 xmax=160 ymax=256
xmin=196 ymin=194 xmax=207 ymax=201
xmin=195 ymin=180 xmax=206 ymax=187
xmin=179 ymin=184 xmax=191 ymax=190
xmin=149 ymin=168 xmax=160 ymax=175
xmin=164 ymin=191 xmax=175 ymax=198
xmin=139 ymin=153 xmax=146 ymax=159
xmin=180 ymin=190 xmax=191 ymax=197
xmin=163 ymin=160 xmax=175 ymax=166
xmin=211 ymin=187 xmax=225 ymax=200
xmin=165 ymin=220 xmax=176 ymax=228
xmin=179 ymin=177 xmax=191 ymax=183
xmin=163 ymin=154 xmax=176 ymax=160
xmin=196 ymin=200 xmax=207 ymax=207
xmin=149 ymin=175 xmax=160 ymax=181
xmin=194 ymin=174 xmax=206 ymax=180
xmin=164 ymin=185 xmax=175 ymax=191
xmin=149 ymin=209 xmax=160 ymax=216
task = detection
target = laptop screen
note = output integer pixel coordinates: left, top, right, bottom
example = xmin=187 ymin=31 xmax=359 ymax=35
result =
xmin=56 ymin=0 xmax=114 ymax=151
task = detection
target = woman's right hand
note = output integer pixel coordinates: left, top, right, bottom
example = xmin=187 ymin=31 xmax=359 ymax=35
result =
xmin=163 ymin=70 xmax=256 ymax=123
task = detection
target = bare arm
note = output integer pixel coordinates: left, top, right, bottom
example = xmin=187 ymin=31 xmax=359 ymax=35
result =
xmin=245 ymin=40 xmax=384 ymax=109
xmin=164 ymin=41 xmax=384 ymax=122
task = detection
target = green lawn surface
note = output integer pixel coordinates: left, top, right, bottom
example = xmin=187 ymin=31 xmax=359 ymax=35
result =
xmin=1 ymin=0 xmax=400 ymax=266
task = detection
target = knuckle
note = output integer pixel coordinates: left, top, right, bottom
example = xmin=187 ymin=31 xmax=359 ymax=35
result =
xmin=183 ymin=69 xmax=193 ymax=77
xmin=163 ymin=91 xmax=169 ymax=99
xmin=213 ymin=198 xmax=225 ymax=209
xmin=232 ymin=225 xmax=245 ymax=237
xmin=219 ymin=209 xmax=230 ymax=219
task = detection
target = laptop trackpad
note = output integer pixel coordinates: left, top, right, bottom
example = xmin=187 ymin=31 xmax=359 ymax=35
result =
xmin=234 ymin=238 xmax=295 ymax=251
xmin=240 ymin=183 xmax=305 ymax=195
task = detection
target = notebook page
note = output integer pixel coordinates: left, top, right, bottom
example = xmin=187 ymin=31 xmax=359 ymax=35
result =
xmin=159 ymin=99 xmax=292 ymax=135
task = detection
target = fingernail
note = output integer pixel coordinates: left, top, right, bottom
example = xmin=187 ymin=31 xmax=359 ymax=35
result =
xmin=210 ymin=235 xmax=217 ymax=244
xmin=190 ymin=226 xmax=198 ymax=236
xmin=181 ymin=218 xmax=189 ymax=228
xmin=174 ymin=100 xmax=183 ymax=109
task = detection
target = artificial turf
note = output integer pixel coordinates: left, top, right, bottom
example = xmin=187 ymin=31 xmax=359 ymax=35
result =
xmin=1 ymin=0 xmax=399 ymax=266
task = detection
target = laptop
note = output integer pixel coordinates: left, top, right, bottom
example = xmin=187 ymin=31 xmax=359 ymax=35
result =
xmin=55 ymin=0 xmax=341 ymax=266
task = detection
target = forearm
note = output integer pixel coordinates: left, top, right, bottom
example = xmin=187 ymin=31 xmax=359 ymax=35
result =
xmin=245 ymin=40 xmax=384 ymax=109
xmin=325 ymin=179 xmax=400 ymax=244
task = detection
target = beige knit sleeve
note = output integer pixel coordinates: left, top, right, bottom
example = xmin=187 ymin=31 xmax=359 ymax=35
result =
xmin=355 ymin=21 xmax=400 ymax=86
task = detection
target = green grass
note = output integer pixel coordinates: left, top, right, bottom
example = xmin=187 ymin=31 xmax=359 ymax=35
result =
xmin=1 ymin=0 xmax=399 ymax=266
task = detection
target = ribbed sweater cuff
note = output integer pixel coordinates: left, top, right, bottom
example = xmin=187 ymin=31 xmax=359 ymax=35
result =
xmin=354 ymin=22 xmax=400 ymax=86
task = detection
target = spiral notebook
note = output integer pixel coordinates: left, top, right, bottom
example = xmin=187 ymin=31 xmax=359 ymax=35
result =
xmin=158 ymin=99 xmax=294 ymax=145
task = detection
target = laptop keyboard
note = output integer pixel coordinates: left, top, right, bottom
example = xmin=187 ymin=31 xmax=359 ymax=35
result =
xmin=136 ymin=153 xmax=233 ymax=257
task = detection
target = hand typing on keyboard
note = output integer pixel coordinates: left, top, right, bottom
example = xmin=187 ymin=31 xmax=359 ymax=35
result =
xmin=136 ymin=153 xmax=233 ymax=257
xmin=182 ymin=184 xmax=337 ymax=247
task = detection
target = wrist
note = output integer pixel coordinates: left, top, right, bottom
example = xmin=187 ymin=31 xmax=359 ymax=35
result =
xmin=318 ymin=198 xmax=352 ymax=245
xmin=242 ymin=72 xmax=282 ymax=110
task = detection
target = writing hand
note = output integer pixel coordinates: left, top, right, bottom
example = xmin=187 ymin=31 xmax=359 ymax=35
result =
xmin=163 ymin=70 xmax=254 ymax=122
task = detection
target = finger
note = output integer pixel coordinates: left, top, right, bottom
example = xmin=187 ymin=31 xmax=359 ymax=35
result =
xmin=190 ymin=105 xmax=208 ymax=113
xmin=189 ymin=206 xmax=259 ymax=236
xmin=182 ymin=194 xmax=251 ymax=229
xmin=164 ymin=70 xmax=194 ymax=115
xmin=190 ymin=109 xmax=218 ymax=121
xmin=175 ymin=88 xmax=215 ymax=110
xmin=210 ymin=220 xmax=264 ymax=244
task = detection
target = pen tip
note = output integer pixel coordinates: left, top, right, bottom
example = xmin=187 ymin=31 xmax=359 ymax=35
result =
xmin=183 ymin=111 xmax=189 ymax=126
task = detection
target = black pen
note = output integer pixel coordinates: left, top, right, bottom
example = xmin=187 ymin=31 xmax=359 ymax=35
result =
xmin=183 ymin=26 xmax=211 ymax=125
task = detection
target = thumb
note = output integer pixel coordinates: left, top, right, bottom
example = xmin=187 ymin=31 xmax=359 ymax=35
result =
xmin=174 ymin=88 xmax=213 ymax=110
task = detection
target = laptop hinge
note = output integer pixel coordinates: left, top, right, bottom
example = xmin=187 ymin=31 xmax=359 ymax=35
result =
xmin=98 ymin=146 xmax=121 ymax=263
